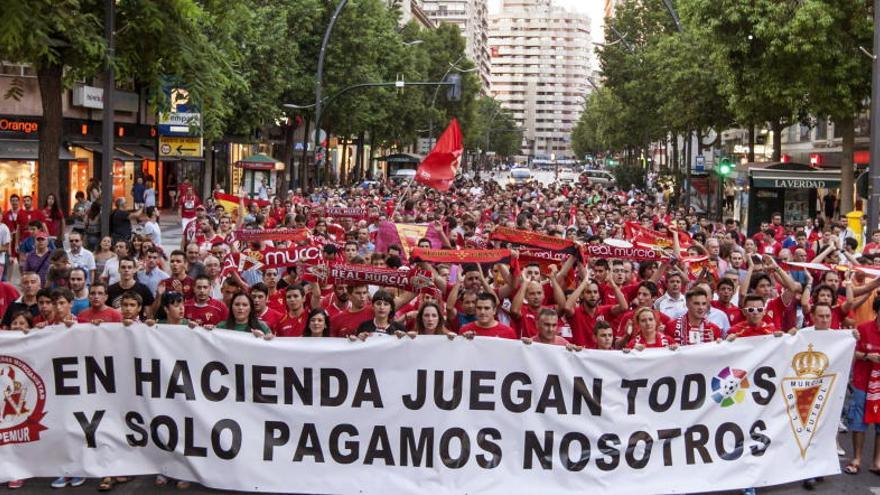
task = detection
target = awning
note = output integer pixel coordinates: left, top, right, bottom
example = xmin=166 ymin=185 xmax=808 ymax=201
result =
xmin=373 ymin=153 xmax=423 ymax=164
xmin=0 ymin=140 xmax=74 ymax=160
xmin=116 ymin=144 xmax=156 ymax=160
xmin=750 ymin=168 xmax=841 ymax=189
xmin=236 ymin=153 xmax=281 ymax=170
xmin=70 ymin=141 xmax=142 ymax=161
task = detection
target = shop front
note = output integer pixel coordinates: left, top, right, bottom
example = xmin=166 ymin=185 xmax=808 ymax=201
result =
xmin=0 ymin=115 xmax=74 ymax=209
xmin=745 ymin=163 xmax=840 ymax=235
xmin=235 ymin=154 xmax=283 ymax=198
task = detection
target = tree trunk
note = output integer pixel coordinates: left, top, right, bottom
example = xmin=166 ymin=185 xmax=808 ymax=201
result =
xmin=37 ymin=62 xmax=63 ymax=205
xmin=685 ymin=130 xmax=692 ymax=210
xmin=279 ymin=121 xmax=294 ymax=197
xmin=354 ymin=131 xmax=365 ymax=183
xmin=747 ymin=126 xmax=756 ymax=163
xmin=299 ymin=117 xmax=311 ymax=192
xmin=671 ymin=134 xmax=679 ymax=173
xmin=770 ymin=120 xmax=783 ymax=162
xmin=696 ymin=128 xmax=703 ymax=155
xmin=837 ymin=116 xmax=855 ymax=214
xmin=340 ymin=137 xmax=349 ymax=185
xmin=367 ymin=133 xmax=375 ymax=179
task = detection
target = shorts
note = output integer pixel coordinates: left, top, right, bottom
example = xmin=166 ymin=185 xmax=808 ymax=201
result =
xmin=847 ymin=387 xmax=880 ymax=433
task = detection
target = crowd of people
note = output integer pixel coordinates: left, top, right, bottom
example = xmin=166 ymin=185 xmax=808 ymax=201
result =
xmin=2 ymin=172 xmax=877 ymax=494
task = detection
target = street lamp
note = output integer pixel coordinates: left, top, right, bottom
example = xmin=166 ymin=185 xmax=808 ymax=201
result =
xmin=869 ymin=0 xmax=880 ymax=231
xmin=428 ymin=56 xmax=479 ymax=142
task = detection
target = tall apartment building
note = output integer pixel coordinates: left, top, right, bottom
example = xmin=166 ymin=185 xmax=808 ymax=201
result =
xmin=419 ymin=0 xmax=491 ymax=91
xmin=489 ymin=0 xmax=591 ymax=161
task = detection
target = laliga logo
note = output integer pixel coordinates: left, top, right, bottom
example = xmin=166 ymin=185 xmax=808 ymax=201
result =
xmin=780 ymin=345 xmax=836 ymax=458
xmin=0 ymin=356 xmax=47 ymax=446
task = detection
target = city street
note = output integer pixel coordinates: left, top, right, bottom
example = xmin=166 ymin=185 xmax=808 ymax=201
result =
xmin=7 ymin=431 xmax=880 ymax=494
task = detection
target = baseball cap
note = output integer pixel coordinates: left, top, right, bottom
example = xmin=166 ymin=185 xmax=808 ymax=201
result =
xmin=34 ymin=231 xmax=48 ymax=240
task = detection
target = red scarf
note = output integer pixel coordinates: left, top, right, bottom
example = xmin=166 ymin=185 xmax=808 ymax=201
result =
xmin=672 ymin=315 xmax=714 ymax=346
xmin=410 ymin=248 xmax=510 ymax=264
xmin=867 ymin=366 xmax=880 ymax=424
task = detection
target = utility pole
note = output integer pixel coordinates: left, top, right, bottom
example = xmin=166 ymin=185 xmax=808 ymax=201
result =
xmin=868 ymin=0 xmax=880 ymax=232
xmin=312 ymin=0 xmax=348 ymax=188
xmin=100 ymin=0 xmax=114 ymax=236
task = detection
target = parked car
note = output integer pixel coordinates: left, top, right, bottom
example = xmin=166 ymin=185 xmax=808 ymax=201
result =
xmin=508 ymin=168 xmax=532 ymax=185
xmin=579 ymin=169 xmax=615 ymax=186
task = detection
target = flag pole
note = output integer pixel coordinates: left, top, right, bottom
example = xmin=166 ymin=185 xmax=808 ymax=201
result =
xmin=391 ymin=176 xmax=416 ymax=219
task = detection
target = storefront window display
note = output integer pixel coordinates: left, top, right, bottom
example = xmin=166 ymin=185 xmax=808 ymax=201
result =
xmin=0 ymin=159 xmax=37 ymax=210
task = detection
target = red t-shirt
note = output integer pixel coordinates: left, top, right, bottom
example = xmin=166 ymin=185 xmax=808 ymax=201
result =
xmin=41 ymin=207 xmax=61 ymax=238
xmin=267 ymin=289 xmax=287 ymax=313
xmin=616 ymin=308 xmax=671 ymax=343
xmin=259 ymin=307 xmax=283 ymax=329
xmin=569 ymin=304 xmax=617 ymax=349
xmin=534 ymin=335 xmax=570 ymax=346
xmin=855 ymin=320 xmax=880 ymax=391
xmin=330 ymin=305 xmax=374 ymax=337
xmin=458 ymin=321 xmax=517 ymax=339
xmin=275 ymin=311 xmax=308 ymax=337
xmin=764 ymin=296 xmax=796 ymax=331
xmin=0 ymin=283 xmax=20 ymax=320
xmin=178 ymin=194 xmax=201 ymax=219
xmin=158 ymin=276 xmax=195 ymax=301
xmin=321 ymin=294 xmax=350 ymax=319
xmin=711 ymin=301 xmax=743 ymax=326
xmin=729 ymin=321 xmax=777 ymax=338
xmin=17 ymin=208 xmax=45 ymax=241
xmin=184 ymin=299 xmax=229 ymax=326
xmin=76 ymin=306 xmax=123 ymax=323
xmin=515 ymin=304 xmax=561 ymax=339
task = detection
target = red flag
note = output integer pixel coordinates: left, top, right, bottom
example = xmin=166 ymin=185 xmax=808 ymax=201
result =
xmin=415 ymin=118 xmax=463 ymax=191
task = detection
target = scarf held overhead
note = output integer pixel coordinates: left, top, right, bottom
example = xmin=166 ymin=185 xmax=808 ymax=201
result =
xmin=301 ymin=262 xmax=435 ymax=293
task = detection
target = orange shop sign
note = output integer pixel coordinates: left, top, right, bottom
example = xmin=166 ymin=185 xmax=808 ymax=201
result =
xmin=0 ymin=117 xmax=39 ymax=135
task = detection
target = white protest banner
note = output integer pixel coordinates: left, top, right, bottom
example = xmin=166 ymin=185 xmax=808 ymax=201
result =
xmin=0 ymin=326 xmax=854 ymax=494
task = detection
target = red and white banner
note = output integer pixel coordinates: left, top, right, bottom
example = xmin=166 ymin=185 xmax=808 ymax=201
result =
xmin=584 ymin=243 xmax=665 ymax=262
xmin=0 ymin=327 xmax=855 ymax=494
xmin=235 ymin=228 xmax=311 ymax=244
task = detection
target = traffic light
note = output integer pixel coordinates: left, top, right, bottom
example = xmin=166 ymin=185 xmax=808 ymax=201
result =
xmin=717 ymin=158 xmax=732 ymax=177
xmin=446 ymin=74 xmax=461 ymax=102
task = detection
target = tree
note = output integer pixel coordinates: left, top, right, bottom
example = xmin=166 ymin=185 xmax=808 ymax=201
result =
xmin=787 ymin=0 xmax=871 ymax=213
xmin=468 ymin=96 xmax=520 ymax=160
xmin=683 ymin=0 xmax=811 ymax=160
xmin=0 ymin=0 xmax=238 ymax=205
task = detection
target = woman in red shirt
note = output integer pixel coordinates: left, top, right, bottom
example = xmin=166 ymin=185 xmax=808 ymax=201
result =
xmin=626 ymin=307 xmax=675 ymax=350
xmin=41 ymin=193 xmax=65 ymax=241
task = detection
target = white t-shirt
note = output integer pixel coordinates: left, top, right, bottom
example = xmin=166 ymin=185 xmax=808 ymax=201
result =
xmin=0 ymin=223 xmax=11 ymax=263
xmin=143 ymin=221 xmax=162 ymax=245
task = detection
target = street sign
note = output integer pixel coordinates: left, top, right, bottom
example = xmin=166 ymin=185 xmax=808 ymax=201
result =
xmin=158 ymin=112 xmax=201 ymax=136
xmin=695 ymin=155 xmax=705 ymax=172
xmin=159 ymin=136 xmax=203 ymax=158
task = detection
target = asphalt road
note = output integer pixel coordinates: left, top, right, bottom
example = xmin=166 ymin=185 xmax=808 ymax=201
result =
xmin=6 ymin=431 xmax=880 ymax=494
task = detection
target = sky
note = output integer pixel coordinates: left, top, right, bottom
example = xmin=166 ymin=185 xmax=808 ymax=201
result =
xmin=487 ymin=0 xmax=605 ymax=43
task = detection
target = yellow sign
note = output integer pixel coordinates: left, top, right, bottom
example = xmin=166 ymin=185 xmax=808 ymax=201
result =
xmin=159 ymin=136 xmax=203 ymax=158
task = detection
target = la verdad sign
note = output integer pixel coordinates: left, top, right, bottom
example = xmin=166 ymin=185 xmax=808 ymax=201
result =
xmin=0 ymin=326 xmax=853 ymax=494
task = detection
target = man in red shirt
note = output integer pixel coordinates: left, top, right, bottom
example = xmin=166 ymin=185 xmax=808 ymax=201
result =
xmin=848 ymin=298 xmax=880 ymax=475
xmin=521 ymin=308 xmax=575 ymax=348
xmin=711 ymin=278 xmax=742 ymax=326
xmin=155 ymin=250 xmax=194 ymax=306
xmin=76 ymin=283 xmax=123 ymax=324
xmin=16 ymin=195 xmax=44 ymax=255
xmin=250 ymin=283 xmax=283 ymax=329
xmin=509 ymin=275 xmax=565 ymax=338
xmin=275 ymin=285 xmax=309 ymax=337
xmin=664 ymin=288 xmax=722 ymax=346
xmin=330 ymin=285 xmax=373 ymax=337
xmin=459 ymin=292 xmax=516 ymax=339
xmin=178 ymin=186 xmax=202 ymax=231
xmin=727 ymin=295 xmax=782 ymax=340
xmin=3 ymin=194 xmax=20 ymax=258
xmin=184 ymin=275 xmax=228 ymax=326
xmin=564 ymin=275 xmax=627 ymax=348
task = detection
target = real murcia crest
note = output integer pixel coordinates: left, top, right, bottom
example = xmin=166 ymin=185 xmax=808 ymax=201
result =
xmin=780 ymin=344 xmax=836 ymax=458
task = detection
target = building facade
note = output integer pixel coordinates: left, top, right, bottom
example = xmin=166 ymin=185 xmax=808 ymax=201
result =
xmin=489 ymin=0 xmax=591 ymax=162
xmin=419 ymin=0 xmax=491 ymax=91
